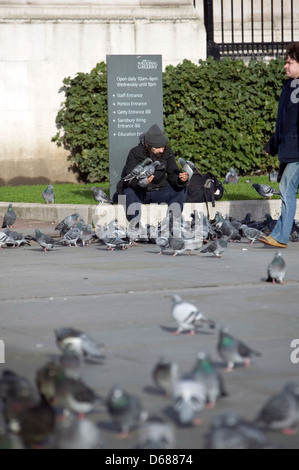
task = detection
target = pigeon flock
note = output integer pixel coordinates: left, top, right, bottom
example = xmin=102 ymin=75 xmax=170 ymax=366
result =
xmin=0 ymin=179 xmax=298 ymax=450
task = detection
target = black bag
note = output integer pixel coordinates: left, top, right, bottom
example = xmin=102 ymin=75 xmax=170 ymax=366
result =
xmin=186 ymin=171 xmax=224 ymax=205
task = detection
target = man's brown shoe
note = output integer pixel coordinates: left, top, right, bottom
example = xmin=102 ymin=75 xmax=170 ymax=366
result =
xmin=258 ymin=235 xmax=288 ymax=248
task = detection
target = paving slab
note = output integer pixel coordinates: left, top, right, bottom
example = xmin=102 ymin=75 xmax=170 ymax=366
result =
xmin=1 ymin=219 xmax=299 ymax=450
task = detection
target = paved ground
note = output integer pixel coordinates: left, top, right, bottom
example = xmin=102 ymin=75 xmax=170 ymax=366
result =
xmin=1 ymin=218 xmax=299 ymax=450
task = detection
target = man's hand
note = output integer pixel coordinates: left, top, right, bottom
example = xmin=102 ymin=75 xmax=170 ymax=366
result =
xmin=147 ymin=175 xmax=155 ymax=184
xmin=179 ymin=172 xmax=189 ymax=183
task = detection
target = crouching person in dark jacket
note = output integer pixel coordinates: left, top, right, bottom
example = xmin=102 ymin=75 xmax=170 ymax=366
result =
xmin=118 ymin=124 xmax=189 ymax=224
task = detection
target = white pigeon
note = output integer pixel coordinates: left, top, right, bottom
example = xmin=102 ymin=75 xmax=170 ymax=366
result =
xmin=267 ymin=250 xmax=287 ymax=284
xmin=54 ymin=327 xmax=106 ymax=363
xmin=172 ymin=378 xmax=206 ymax=426
xmin=170 ymin=294 xmax=215 ymax=336
xmin=136 ymin=416 xmax=176 ymax=449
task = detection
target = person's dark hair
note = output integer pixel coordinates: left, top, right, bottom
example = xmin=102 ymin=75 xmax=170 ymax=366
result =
xmin=285 ymin=42 xmax=299 ymax=63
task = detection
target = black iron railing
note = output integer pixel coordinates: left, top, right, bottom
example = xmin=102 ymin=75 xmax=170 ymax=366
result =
xmin=203 ymin=0 xmax=297 ymax=60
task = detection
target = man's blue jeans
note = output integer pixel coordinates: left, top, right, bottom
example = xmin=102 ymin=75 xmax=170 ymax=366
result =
xmin=124 ymin=185 xmax=188 ymax=222
xmin=271 ymin=161 xmax=299 ymax=244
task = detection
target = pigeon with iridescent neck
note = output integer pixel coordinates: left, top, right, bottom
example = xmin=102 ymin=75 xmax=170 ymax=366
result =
xmin=217 ymin=327 xmax=262 ymax=372
xmin=2 ymin=204 xmax=16 ymax=229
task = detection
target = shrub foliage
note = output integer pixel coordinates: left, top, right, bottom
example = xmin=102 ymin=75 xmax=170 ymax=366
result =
xmin=52 ymin=57 xmax=286 ymax=182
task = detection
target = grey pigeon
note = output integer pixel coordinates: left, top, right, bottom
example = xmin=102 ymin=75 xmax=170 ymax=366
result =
xmin=0 ymin=230 xmax=14 ymax=248
xmin=55 ymin=213 xmax=81 ymax=236
xmin=2 ymin=228 xmax=31 ymax=247
xmin=172 ymin=378 xmax=206 ymax=426
xmin=57 ymin=222 xmax=84 ymax=247
xmin=187 ymin=351 xmax=228 ymax=408
xmin=240 ymin=224 xmax=264 ymax=244
xmin=171 ymin=294 xmax=215 ymax=336
xmin=224 ymin=167 xmax=239 ymax=184
xmin=200 ymin=236 xmax=228 ymax=258
xmin=205 ymin=411 xmax=270 ymax=449
xmin=217 ymin=327 xmax=262 ymax=372
xmin=123 ymin=157 xmax=153 ymax=183
xmin=91 ymin=187 xmax=113 ymax=204
xmin=52 ymin=410 xmax=105 ymax=449
xmin=80 ymin=224 xmax=93 ymax=247
xmin=136 ymin=416 xmax=176 ymax=449
xmin=42 ymin=185 xmax=55 ymax=204
xmin=252 ymin=183 xmax=281 ymax=199
xmin=177 ymin=157 xmax=194 ymax=181
xmin=269 ymin=170 xmax=278 ymax=183
xmin=267 ymin=250 xmax=287 ymax=284
xmin=155 ymin=235 xmax=170 ymax=255
xmin=152 ymin=356 xmax=179 ymax=396
xmin=106 ymin=385 xmax=148 ymax=439
xmin=102 ymin=235 xmax=132 ymax=251
xmin=254 ymin=381 xmax=299 ymax=434
xmin=54 ymin=327 xmax=105 ymax=363
xmin=2 ymin=203 xmax=16 ymax=228
xmin=135 ymin=160 xmax=161 ymax=187
xmin=33 ymin=228 xmax=56 ymax=252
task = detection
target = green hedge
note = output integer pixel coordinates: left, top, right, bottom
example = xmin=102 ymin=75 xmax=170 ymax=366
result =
xmin=52 ymin=57 xmax=286 ymax=183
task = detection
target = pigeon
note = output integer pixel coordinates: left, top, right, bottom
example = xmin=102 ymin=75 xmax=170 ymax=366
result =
xmin=177 ymin=157 xmax=194 ymax=181
xmin=200 ymin=236 xmax=228 ymax=258
xmin=123 ymin=157 xmax=153 ymax=183
xmin=2 ymin=229 xmax=31 ymax=247
xmin=0 ymin=230 xmax=14 ymax=249
xmin=135 ymin=161 xmax=161 ymax=187
xmin=54 ymin=327 xmax=105 ymax=363
xmin=171 ymin=294 xmax=215 ymax=336
xmin=42 ymin=185 xmax=55 ymax=204
xmin=55 ymin=213 xmax=81 ymax=236
xmin=52 ymin=410 xmax=105 ymax=449
xmin=267 ymin=250 xmax=287 ymax=284
xmin=102 ymin=235 xmax=132 ymax=251
xmin=33 ymin=228 xmax=56 ymax=252
xmin=252 ymin=183 xmax=281 ymax=199
xmin=136 ymin=416 xmax=176 ymax=449
xmin=80 ymin=224 xmax=93 ymax=247
xmin=217 ymin=327 xmax=262 ymax=372
xmin=269 ymin=170 xmax=278 ymax=183
xmin=172 ymin=378 xmax=206 ymax=426
xmin=205 ymin=411 xmax=270 ymax=449
xmin=2 ymin=203 xmax=16 ymax=228
xmin=155 ymin=236 xmax=170 ymax=255
xmin=240 ymin=224 xmax=265 ymax=244
xmin=187 ymin=351 xmax=228 ymax=408
xmin=152 ymin=356 xmax=179 ymax=396
xmin=106 ymin=385 xmax=148 ymax=439
xmin=254 ymin=381 xmax=299 ymax=434
xmin=91 ymin=187 xmax=113 ymax=204
xmin=224 ymin=167 xmax=239 ymax=184
xmin=57 ymin=223 xmax=84 ymax=247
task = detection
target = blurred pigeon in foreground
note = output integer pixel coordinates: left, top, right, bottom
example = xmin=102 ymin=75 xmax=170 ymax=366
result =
xmin=2 ymin=203 xmax=16 ymax=228
xmin=42 ymin=185 xmax=55 ymax=204
xmin=136 ymin=416 xmax=176 ymax=449
xmin=54 ymin=327 xmax=105 ymax=363
xmin=106 ymin=385 xmax=148 ymax=439
xmin=172 ymin=378 xmax=206 ymax=426
xmin=187 ymin=351 xmax=228 ymax=408
xmin=171 ymin=294 xmax=215 ymax=336
xmin=152 ymin=356 xmax=179 ymax=396
xmin=33 ymin=228 xmax=56 ymax=252
xmin=252 ymin=183 xmax=281 ymax=199
xmin=224 ymin=167 xmax=239 ymax=184
xmin=267 ymin=250 xmax=286 ymax=284
xmin=200 ymin=237 xmax=228 ymax=258
xmin=217 ymin=327 xmax=262 ymax=372
xmin=254 ymin=381 xmax=299 ymax=434
xmin=205 ymin=411 xmax=270 ymax=449
xmin=91 ymin=187 xmax=113 ymax=204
